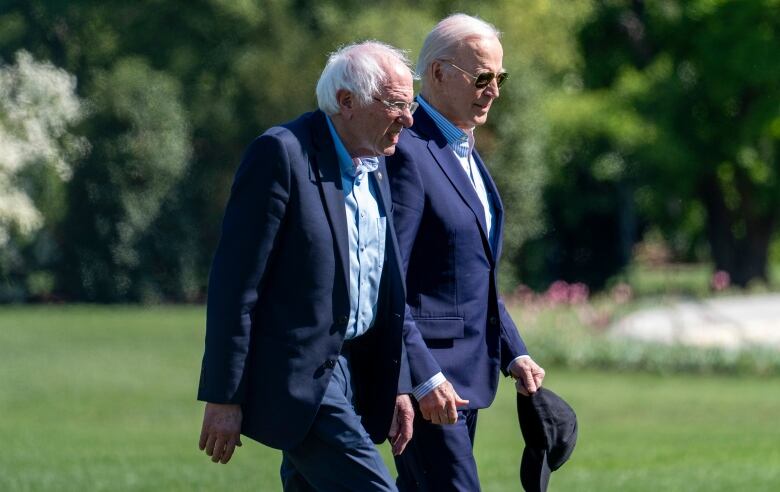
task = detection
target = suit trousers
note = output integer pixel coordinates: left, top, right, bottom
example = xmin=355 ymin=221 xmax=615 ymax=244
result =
xmin=280 ymin=354 xmax=396 ymax=492
xmin=394 ymin=407 xmax=480 ymax=492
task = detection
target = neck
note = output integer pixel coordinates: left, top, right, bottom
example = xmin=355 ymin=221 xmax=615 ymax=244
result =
xmin=420 ymin=89 xmax=474 ymax=131
xmin=329 ymin=114 xmax=370 ymax=158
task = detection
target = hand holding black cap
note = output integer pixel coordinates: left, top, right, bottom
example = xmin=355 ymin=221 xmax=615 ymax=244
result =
xmin=516 ymin=387 xmax=578 ymax=492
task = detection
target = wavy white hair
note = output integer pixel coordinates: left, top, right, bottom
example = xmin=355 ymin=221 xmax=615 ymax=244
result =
xmin=316 ymin=41 xmax=414 ymax=115
xmin=417 ymin=14 xmax=501 ymax=90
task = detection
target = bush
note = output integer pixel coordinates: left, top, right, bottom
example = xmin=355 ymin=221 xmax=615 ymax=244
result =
xmin=61 ymin=57 xmax=190 ymax=301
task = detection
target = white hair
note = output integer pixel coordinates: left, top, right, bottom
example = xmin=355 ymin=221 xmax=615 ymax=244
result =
xmin=417 ymin=14 xmax=501 ymax=90
xmin=316 ymin=41 xmax=414 ymax=115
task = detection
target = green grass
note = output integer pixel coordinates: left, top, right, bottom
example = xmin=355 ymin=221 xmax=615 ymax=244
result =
xmin=1 ymin=306 xmax=779 ymax=491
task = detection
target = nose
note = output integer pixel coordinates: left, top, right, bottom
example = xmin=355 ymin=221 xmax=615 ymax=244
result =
xmin=397 ymin=108 xmax=414 ymax=128
xmin=483 ymin=79 xmax=500 ymax=99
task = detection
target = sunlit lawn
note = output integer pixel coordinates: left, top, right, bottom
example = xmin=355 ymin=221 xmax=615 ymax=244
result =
xmin=1 ymin=306 xmax=778 ymax=491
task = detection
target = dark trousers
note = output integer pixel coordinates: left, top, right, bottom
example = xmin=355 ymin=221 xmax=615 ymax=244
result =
xmin=280 ymin=354 xmax=396 ymax=492
xmin=394 ymin=406 xmax=480 ymax=492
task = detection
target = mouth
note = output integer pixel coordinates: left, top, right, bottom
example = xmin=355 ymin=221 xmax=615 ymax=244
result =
xmin=386 ymin=127 xmax=403 ymax=143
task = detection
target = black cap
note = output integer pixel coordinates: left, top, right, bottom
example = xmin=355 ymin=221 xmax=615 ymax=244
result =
xmin=516 ymin=387 xmax=578 ymax=492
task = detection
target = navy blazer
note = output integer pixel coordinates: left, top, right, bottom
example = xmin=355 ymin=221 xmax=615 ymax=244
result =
xmin=386 ymin=105 xmax=529 ymax=409
xmin=198 ymin=110 xmax=408 ymax=450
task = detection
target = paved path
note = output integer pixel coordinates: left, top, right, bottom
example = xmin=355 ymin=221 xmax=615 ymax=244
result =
xmin=610 ymin=293 xmax=780 ymax=350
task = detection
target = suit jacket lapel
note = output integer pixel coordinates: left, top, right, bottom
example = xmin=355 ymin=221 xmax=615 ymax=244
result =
xmin=414 ymin=106 xmax=493 ymax=261
xmin=473 ymin=149 xmax=503 ymax=260
xmin=309 ymin=111 xmax=350 ymax=294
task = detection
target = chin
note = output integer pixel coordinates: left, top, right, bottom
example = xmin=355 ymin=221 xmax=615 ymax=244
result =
xmin=469 ymin=116 xmax=488 ymax=127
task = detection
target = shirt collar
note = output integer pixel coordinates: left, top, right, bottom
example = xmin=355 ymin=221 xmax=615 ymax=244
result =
xmin=417 ymin=95 xmax=474 ymax=158
xmin=326 ymin=115 xmax=379 ymax=181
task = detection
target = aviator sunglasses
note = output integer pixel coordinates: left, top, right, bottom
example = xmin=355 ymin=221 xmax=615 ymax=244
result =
xmin=441 ymin=60 xmax=508 ymax=89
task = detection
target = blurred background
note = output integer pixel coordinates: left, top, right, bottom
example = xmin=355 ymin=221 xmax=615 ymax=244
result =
xmin=2 ymin=0 xmax=780 ymax=302
xmin=1 ymin=1 xmax=779 ymax=491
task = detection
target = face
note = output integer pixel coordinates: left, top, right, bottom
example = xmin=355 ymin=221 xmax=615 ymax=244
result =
xmin=338 ymin=61 xmax=414 ymax=157
xmin=429 ymin=36 xmax=503 ymax=129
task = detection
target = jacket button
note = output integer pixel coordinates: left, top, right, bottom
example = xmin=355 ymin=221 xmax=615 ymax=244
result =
xmin=324 ymin=359 xmax=336 ymax=369
xmin=337 ymin=315 xmax=349 ymax=325
xmin=489 ymin=316 xmax=498 ymax=325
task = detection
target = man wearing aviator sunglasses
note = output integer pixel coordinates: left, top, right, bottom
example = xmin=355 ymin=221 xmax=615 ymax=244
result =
xmin=386 ymin=13 xmax=546 ymax=491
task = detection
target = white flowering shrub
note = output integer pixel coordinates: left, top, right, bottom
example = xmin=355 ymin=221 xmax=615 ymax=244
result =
xmin=0 ymin=51 xmax=87 ymax=246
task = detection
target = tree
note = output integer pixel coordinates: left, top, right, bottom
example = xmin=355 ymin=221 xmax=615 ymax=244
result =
xmin=0 ymin=50 xmax=86 ymax=300
xmin=555 ymin=0 xmax=780 ymax=287
xmin=61 ymin=58 xmax=189 ymax=301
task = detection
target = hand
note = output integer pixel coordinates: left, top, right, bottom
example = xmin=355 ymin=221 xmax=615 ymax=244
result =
xmin=388 ymin=394 xmax=414 ymax=456
xmin=418 ymin=380 xmax=469 ymax=425
xmin=199 ymin=402 xmax=243 ymax=464
xmin=510 ymin=357 xmax=545 ymax=396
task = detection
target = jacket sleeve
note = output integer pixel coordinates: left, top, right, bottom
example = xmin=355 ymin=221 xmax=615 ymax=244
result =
xmin=197 ymin=133 xmax=291 ymax=404
xmin=386 ymin=144 xmax=443 ymax=389
xmin=498 ymin=295 xmax=530 ymax=374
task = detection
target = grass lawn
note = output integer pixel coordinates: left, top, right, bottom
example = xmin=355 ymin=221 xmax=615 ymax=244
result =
xmin=1 ymin=305 xmax=779 ymax=491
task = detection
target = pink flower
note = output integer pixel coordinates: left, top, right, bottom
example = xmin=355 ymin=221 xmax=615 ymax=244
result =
xmin=545 ymin=280 xmax=570 ymax=305
xmin=569 ymin=283 xmax=590 ymax=304
xmin=711 ymin=270 xmax=730 ymax=291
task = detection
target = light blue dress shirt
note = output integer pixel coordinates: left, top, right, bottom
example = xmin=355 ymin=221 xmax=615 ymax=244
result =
xmin=326 ymin=116 xmax=387 ymax=340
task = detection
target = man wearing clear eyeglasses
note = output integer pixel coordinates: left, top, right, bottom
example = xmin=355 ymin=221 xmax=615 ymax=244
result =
xmin=385 ymin=14 xmax=546 ymax=491
xmin=197 ymin=41 xmax=421 ymax=491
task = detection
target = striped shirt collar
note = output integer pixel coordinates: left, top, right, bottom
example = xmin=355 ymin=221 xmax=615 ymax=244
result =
xmin=417 ymin=95 xmax=474 ymax=159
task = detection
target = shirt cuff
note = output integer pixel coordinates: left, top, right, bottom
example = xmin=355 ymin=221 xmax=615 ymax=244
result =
xmin=411 ymin=372 xmax=446 ymax=401
xmin=507 ymin=354 xmax=531 ymax=374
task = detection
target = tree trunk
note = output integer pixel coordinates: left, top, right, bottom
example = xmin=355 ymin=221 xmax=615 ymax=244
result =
xmin=701 ymin=176 xmax=773 ymax=287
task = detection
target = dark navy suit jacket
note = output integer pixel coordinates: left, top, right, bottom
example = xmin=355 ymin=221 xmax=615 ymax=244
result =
xmin=386 ymin=105 xmax=529 ymax=409
xmin=198 ymin=110 xmax=408 ymax=450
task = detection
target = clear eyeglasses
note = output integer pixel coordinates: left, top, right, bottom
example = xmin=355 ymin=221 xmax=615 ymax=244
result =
xmin=373 ymin=97 xmax=419 ymax=115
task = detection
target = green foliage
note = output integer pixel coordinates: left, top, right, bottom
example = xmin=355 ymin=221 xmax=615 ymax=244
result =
xmin=62 ymin=58 xmax=190 ymax=301
xmin=566 ymin=0 xmax=780 ymax=285
xmin=2 ymin=0 xmax=779 ymax=300
xmin=0 ymin=50 xmax=86 ymax=301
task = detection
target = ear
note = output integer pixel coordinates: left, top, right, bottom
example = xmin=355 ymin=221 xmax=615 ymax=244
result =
xmin=430 ymin=60 xmax=445 ymax=85
xmin=336 ymin=89 xmax=354 ymax=118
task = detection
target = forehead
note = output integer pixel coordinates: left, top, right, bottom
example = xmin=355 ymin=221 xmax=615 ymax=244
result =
xmin=379 ymin=61 xmax=414 ymax=97
xmin=452 ymin=36 xmax=503 ymax=68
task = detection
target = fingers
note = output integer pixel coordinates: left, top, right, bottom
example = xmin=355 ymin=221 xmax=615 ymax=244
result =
xmin=430 ymin=410 xmax=445 ymax=425
xmin=198 ymin=423 xmax=209 ymax=451
xmin=391 ymin=417 xmax=412 ymax=456
xmin=534 ymin=367 xmax=546 ymax=389
xmin=208 ymin=437 xmax=241 ymax=464
xmin=523 ymin=370 xmax=538 ymax=394
xmin=419 ymin=382 xmax=467 ymax=425
xmin=210 ymin=437 xmax=227 ymax=463
xmin=453 ymin=390 xmax=470 ymax=408
xmin=515 ymin=377 xmax=529 ymax=396
xmin=204 ymin=433 xmax=218 ymax=458
xmin=200 ymin=403 xmax=243 ymax=464
xmin=219 ymin=439 xmax=240 ymax=464
xmin=511 ymin=359 xmax=546 ymax=396
xmin=446 ymin=401 xmax=458 ymax=424
xmin=390 ymin=395 xmax=414 ymax=456
xmin=388 ymin=414 xmax=400 ymax=440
